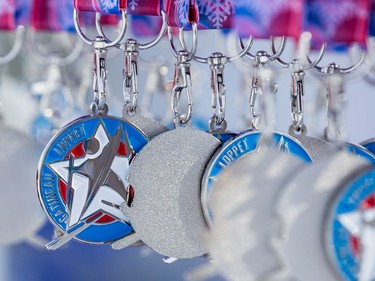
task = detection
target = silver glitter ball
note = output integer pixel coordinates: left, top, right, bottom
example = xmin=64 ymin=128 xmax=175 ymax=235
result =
xmin=0 ymin=124 xmax=45 ymax=245
xmin=124 ymin=126 xmax=221 ymax=259
xmin=206 ymin=150 xmax=306 ymax=281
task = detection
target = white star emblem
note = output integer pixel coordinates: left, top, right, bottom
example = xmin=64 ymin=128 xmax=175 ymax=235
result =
xmin=338 ymin=206 xmax=375 ymax=281
xmin=49 ymin=123 xmax=131 ymax=229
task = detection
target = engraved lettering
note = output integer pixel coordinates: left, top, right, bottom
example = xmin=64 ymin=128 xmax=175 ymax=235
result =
xmin=218 ymin=139 xmax=251 ymax=168
xmin=58 ymin=213 xmax=69 ymax=223
xmin=52 ymin=126 xmax=85 ymax=155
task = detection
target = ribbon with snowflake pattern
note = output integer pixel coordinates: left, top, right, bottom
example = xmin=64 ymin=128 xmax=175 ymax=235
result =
xmin=165 ymin=0 xmax=199 ymax=28
xmin=166 ymin=0 xmax=234 ymax=29
xmin=0 ymin=0 xmax=16 ymax=30
xmin=306 ymin=0 xmax=371 ymax=47
xmin=234 ymin=0 xmax=303 ymax=39
xmin=74 ymin=0 xmax=125 ymax=14
xmin=196 ymin=0 xmax=234 ymax=29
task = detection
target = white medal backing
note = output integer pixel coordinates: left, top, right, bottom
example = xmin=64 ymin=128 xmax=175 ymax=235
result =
xmin=114 ymin=126 xmax=221 ymax=259
xmin=288 ymin=127 xmax=335 ymax=162
xmin=205 ymin=150 xmax=306 ymax=281
xmin=275 ymin=151 xmax=371 ymax=281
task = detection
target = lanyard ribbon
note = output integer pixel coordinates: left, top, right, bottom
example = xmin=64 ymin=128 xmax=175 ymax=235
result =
xmin=31 ymin=0 xmax=75 ymax=32
xmin=74 ymin=0 xmax=125 ymax=14
xmin=129 ymin=0 xmax=163 ymax=36
xmin=234 ymin=0 xmax=303 ymax=39
xmin=0 ymin=0 xmax=16 ymax=30
xmin=306 ymin=0 xmax=371 ymax=47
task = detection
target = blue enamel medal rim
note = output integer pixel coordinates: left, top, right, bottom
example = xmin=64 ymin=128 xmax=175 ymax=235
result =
xmin=326 ymin=167 xmax=375 ymax=281
xmin=345 ymin=142 xmax=375 ymax=165
xmin=36 ymin=115 xmax=148 ymax=244
xmin=201 ymin=130 xmax=313 ymax=226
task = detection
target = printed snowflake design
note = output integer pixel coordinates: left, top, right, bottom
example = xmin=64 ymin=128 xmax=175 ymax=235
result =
xmin=235 ymin=0 xmax=301 ymax=30
xmin=174 ymin=0 xmax=190 ymax=26
xmin=99 ymin=0 xmax=117 ymax=13
xmin=129 ymin=0 xmax=138 ymax=11
xmin=197 ymin=0 xmax=233 ymax=29
xmin=0 ymin=0 xmax=15 ymax=16
xmin=309 ymin=0 xmax=368 ymax=38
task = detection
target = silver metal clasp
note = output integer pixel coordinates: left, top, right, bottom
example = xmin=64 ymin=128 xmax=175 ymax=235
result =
xmin=249 ymin=51 xmax=278 ymax=130
xmin=323 ymin=63 xmax=347 ymax=142
xmin=122 ymin=39 xmax=139 ymax=115
xmin=91 ymin=37 xmax=109 ymax=115
xmin=207 ymin=52 xmax=228 ymax=132
xmin=290 ymin=62 xmax=305 ymax=132
xmin=167 ymin=50 xmax=193 ymax=127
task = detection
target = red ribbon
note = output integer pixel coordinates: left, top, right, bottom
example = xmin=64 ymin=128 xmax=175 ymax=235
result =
xmin=74 ymin=0 xmax=123 ymax=14
xmin=0 ymin=0 xmax=16 ymax=30
xmin=127 ymin=0 xmax=161 ymax=16
xmin=31 ymin=0 xmax=75 ymax=32
xmin=234 ymin=0 xmax=303 ymax=39
xmin=165 ymin=0 xmax=199 ymax=28
xmin=306 ymin=0 xmax=371 ymax=47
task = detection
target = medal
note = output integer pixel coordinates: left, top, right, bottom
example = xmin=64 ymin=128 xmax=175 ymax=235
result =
xmin=37 ymin=10 xmax=150 ymax=249
xmin=206 ymin=149 xmax=306 ymax=281
xmin=202 ymin=48 xmax=313 ymax=225
xmin=275 ymin=152 xmax=371 ymax=281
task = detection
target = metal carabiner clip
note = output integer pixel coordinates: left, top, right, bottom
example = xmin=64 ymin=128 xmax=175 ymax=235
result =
xmin=207 ymin=53 xmax=228 ymax=132
xmin=167 ymin=50 xmax=193 ymax=127
xmin=122 ymin=39 xmax=139 ymax=114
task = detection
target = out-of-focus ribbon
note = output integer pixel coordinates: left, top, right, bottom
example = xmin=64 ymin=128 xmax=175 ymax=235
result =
xmin=74 ymin=0 xmax=124 ymax=14
xmin=0 ymin=0 xmax=16 ymax=30
xmin=234 ymin=0 xmax=304 ymax=39
xmin=305 ymin=0 xmax=371 ymax=47
xmin=31 ymin=0 xmax=76 ymax=32
xmin=129 ymin=0 xmax=163 ymax=36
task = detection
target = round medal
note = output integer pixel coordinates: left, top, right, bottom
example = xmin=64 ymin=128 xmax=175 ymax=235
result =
xmin=275 ymin=152 xmax=371 ymax=281
xmin=37 ymin=115 xmax=148 ymax=245
xmin=201 ymin=130 xmax=313 ymax=224
xmin=328 ymin=167 xmax=375 ymax=281
xmin=345 ymin=142 xmax=375 ymax=164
